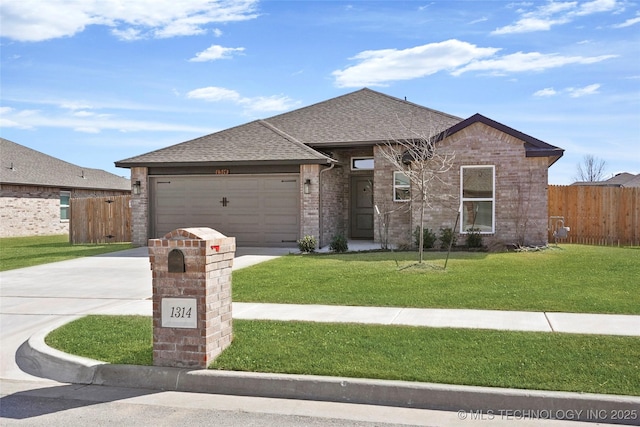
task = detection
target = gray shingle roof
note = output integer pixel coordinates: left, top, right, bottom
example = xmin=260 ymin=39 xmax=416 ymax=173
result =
xmin=116 ymin=120 xmax=330 ymax=167
xmin=1 ymin=138 xmax=130 ymax=191
xmin=116 ymin=88 xmax=462 ymax=168
xmin=116 ymin=88 xmax=563 ymax=168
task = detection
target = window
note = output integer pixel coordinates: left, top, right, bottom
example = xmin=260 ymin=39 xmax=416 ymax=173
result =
xmin=351 ymin=157 xmax=374 ymax=170
xmin=460 ymin=166 xmax=494 ymax=233
xmin=60 ymin=191 xmax=70 ymax=221
xmin=393 ymin=171 xmax=410 ymax=201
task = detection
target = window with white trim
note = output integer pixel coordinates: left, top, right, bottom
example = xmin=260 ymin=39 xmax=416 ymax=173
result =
xmin=393 ymin=171 xmax=410 ymax=202
xmin=460 ymin=166 xmax=494 ymax=233
xmin=60 ymin=191 xmax=70 ymax=221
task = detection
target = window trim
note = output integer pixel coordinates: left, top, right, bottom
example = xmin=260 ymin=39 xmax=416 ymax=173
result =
xmin=460 ymin=165 xmax=495 ymax=234
xmin=351 ymin=157 xmax=374 ymax=171
xmin=60 ymin=190 xmax=71 ymax=222
xmin=393 ymin=171 xmax=411 ymax=202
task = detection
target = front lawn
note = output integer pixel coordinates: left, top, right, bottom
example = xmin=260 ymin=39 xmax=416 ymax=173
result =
xmin=233 ymin=245 xmax=640 ymax=314
xmin=45 ymin=315 xmax=640 ymax=396
xmin=0 ymin=235 xmax=132 ymax=271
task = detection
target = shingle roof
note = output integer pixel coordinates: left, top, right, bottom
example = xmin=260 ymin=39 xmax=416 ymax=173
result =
xmin=116 ymin=88 xmax=563 ymax=168
xmin=266 ymin=88 xmax=463 ymax=147
xmin=116 ymin=120 xmax=330 ymax=167
xmin=1 ymin=138 xmax=130 ymax=191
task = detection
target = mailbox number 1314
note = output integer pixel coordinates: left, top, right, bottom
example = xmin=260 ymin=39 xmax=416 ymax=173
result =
xmin=170 ymin=306 xmax=192 ymax=318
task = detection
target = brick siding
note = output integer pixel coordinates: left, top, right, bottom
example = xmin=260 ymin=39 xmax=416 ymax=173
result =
xmin=0 ymin=184 xmax=129 ymax=238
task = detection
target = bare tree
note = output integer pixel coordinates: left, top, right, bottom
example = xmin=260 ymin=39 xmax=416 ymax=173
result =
xmin=575 ymin=154 xmax=607 ymax=182
xmin=379 ymin=118 xmax=455 ymax=263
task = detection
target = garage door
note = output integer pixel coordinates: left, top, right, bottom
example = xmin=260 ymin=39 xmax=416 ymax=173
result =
xmin=151 ymin=175 xmax=299 ymax=247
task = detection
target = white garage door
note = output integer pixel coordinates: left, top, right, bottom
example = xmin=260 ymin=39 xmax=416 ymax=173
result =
xmin=151 ymin=175 xmax=299 ymax=247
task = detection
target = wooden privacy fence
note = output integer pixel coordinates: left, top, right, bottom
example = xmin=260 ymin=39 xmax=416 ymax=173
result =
xmin=548 ymin=185 xmax=640 ymax=246
xmin=70 ymin=195 xmax=131 ymax=244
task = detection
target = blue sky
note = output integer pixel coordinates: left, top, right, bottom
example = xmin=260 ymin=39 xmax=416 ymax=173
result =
xmin=1 ymin=0 xmax=638 ymax=184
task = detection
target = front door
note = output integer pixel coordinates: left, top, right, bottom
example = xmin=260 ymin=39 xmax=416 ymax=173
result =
xmin=350 ymin=175 xmax=374 ymax=239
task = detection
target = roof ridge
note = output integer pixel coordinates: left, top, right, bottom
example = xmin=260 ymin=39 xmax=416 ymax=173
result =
xmin=258 ymin=120 xmax=332 ymax=162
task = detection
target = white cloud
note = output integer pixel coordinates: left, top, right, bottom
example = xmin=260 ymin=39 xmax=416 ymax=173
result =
xmin=333 ymin=40 xmax=617 ymax=86
xmin=567 ymin=83 xmax=601 ymax=97
xmin=74 ymin=126 xmax=101 ymax=133
xmin=239 ymin=96 xmax=298 ymax=113
xmin=187 ymin=87 xmax=241 ymax=102
xmin=186 ymin=86 xmax=299 ymax=113
xmin=492 ymin=0 xmax=619 ymax=34
xmin=452 ymin=51 xmax=617 ymax=76
xmin=0 ymin=105 xmax=211 ymax=133
xmin=533 ymin=84 xmax=602 ymax=98
xmin=613 ymin=12 xmax=640 ymax=28
xmin=189 ymin=45 xmax=245 ymax=62
xmin=0 ymin=0 xmax=259 ymax=42
xmin=332 ymin=39 xmax=500 ymax=87
xmin=534 ymin=87 xmax=558 ymax=97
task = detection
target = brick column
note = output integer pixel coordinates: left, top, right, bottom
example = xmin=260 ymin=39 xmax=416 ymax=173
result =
xmin=148 ymin=227 xmax=235 ymax=368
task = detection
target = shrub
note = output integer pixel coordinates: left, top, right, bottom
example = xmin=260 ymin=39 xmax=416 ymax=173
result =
xmin=439 ymin=227 xmax=457 ymax=250
xmin=297 ymin=235 xmax=317 ymax=253
xmin=465 ymin=228 xmax=483 ymax=249
xmin=329 ymin=234 xmax=349 ymax=253
xmin=413 ymin=226 xmax=437 ymax=249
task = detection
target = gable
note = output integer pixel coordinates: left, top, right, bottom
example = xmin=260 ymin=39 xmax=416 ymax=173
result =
xmin=441 ymin=114 xmax=564 ymax=166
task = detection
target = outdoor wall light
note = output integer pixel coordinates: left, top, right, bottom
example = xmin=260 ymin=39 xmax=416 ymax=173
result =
xmin=304 ymin=179 xmax=311 ymax=194
xmin=133 ymin=180 xmax=141 ymax=195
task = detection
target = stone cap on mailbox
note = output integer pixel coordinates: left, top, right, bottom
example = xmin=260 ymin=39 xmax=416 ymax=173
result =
xmin=163 ymin=227 xmax=227 ymax=241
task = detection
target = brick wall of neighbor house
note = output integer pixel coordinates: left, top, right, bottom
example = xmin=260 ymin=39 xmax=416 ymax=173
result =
xmin=130 ymin=167 xmax=149 ymax=247
xmin=0 ymin=184 xmax=129 ymax=238
xmin=378 ymin=122 xmax=550 ymax=249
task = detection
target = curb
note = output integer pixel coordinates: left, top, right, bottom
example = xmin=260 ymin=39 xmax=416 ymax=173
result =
xmin=18 ymin=321 xmax=640 ymax=426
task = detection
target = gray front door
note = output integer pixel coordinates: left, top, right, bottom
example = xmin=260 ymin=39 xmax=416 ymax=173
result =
xmin=350 ymin=175 xmax=374 ymax=239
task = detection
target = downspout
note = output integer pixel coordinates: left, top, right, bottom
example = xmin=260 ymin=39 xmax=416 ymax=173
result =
xmin=319 ymin=162 xmax=336 ymax=248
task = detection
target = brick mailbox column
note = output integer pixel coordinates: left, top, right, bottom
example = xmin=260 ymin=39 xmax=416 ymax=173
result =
xmin=148 ymin=227 xmax=235 ymax=368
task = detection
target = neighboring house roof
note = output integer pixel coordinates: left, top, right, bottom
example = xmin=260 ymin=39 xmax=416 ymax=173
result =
xmin=572 ymin=173 xmax=640 ymax=187
xmin=116 ymin=88 xmax=563 ymax=168
xmin=1 ymin=138 xmax=130 ymax=191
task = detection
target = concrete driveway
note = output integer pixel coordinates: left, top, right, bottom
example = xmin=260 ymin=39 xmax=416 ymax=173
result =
xmin=0 ymin=246 xmax=293 ymax=382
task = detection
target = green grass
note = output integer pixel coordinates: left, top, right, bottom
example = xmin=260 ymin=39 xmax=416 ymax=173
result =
xmin=0 ymin=235 xmax=132 ymax=271
xmin=45 ymin=315 xmax=640 ymax=396
xmin=233 ymin=245 xmax=640 ymax=314
xmin=45 ymin=315 xmax=153 ymax=366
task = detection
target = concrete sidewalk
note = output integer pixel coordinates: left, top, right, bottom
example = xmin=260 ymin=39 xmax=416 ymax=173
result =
xmin=233 ymin=303 xmax=640 ymax=336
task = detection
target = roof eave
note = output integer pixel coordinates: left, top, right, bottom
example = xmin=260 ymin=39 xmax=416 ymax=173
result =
xmin=115 ymin=158 xmax=334 ymax=169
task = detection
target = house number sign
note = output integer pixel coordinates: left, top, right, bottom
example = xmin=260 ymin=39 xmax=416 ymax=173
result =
xmin=161 ymin=298 xmax=197 ymax=328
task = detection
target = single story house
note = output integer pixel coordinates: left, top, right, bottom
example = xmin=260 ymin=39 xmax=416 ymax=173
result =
xmin=116 ymin=88 xmax=563 ymax=248
xmin=1 ymin=138 xmax=131 ymax=238
xmin=572 ymin=172 xmax=640 ymax=188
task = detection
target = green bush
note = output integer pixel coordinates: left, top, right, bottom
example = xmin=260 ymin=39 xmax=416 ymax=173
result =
xmin=439 ymin=227 xmax=457 ymax=250
xmin=413 ymin=226 xmax=437 ymax=249
xmin=329 ymin=234 xmax=349 ymax=253
xmin=465 ymin=228 xmax=483 ymax=248
xmin=297 ymin=235 xmax=317 ymax=253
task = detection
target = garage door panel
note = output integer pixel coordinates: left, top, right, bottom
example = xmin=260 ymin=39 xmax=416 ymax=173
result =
xmin=152 ymin=174 xmax=299 ymax=246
